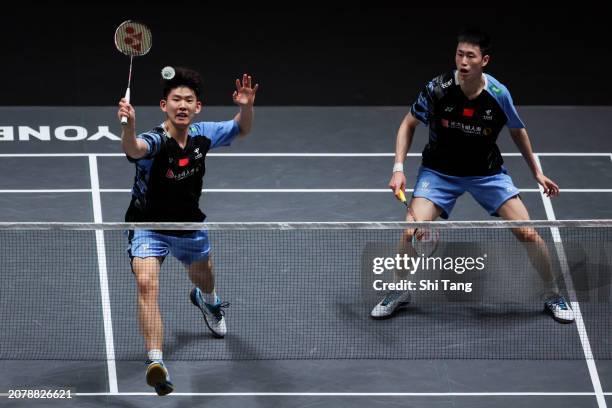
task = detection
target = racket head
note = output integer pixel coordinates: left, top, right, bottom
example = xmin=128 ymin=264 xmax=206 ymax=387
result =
xmin=411 ymin=228 xmax=440 ymax=257
xmin=114 ymin=20 xmax=152 ymax=57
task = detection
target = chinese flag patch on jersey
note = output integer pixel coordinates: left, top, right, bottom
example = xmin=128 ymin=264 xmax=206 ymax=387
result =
xmin=462 ymin=108 xmax=475 ymax=117
xmin=178 ymin=157 xmax=190 ymax=167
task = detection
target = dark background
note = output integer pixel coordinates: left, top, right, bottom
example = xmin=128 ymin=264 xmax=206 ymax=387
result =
xmin=2 ymin=5 xmax=609 ymax=106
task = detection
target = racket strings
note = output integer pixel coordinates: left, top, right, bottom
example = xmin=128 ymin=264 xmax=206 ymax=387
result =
xmin=114 ymin=21 xmax=152 ymax=57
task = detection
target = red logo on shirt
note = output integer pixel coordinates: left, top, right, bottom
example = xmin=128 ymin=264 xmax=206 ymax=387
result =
xmin=462 ymin=108 xmax=475 ymax=117
xmin=178 ymin=157 xmax=189 ymax=167
xmin=166 ymin=169 xmax=174 ymax=178
xmin=441 ymin=119 xmax=449 ymax=128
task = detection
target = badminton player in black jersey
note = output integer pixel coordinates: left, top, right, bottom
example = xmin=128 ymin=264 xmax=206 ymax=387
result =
xmin=117 ymin=68 xmax=258 ymax=395
xmin=371 ymin=28 xmax=574 ymax=324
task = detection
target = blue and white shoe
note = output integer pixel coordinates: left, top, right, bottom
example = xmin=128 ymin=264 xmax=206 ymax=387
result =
xmin=145 ymin=360 xmax=174 ymax=396
xmin=370 ymin=291 xmax=411 ymax=319
xmin=190 ymin=287 xmax=229 ymax=338
xmin=544 ymin=295 xmax=575 ymax=323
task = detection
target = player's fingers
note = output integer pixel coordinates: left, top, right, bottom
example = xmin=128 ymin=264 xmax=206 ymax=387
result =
xmin=253 ymin=83 xmax=259 ymax=93
xmin=549 ymin=184 xmax=559 ymax=197
xmin=549 ymin=181 xmax=560 ymax=193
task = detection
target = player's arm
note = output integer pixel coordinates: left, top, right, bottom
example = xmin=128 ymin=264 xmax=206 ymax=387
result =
xmin=389 ymin=112 xmax=420 ymax=195
xmin=232 ymin=73 xmax=259 ymax=137
xmin=118 ymin=98 xmax=149 ymax=159
xmin=509 ymin=127 xmax=559 ymax=197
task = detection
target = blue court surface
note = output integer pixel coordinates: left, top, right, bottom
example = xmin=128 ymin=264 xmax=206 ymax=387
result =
xmin=0 ymin=106 xmax=611 ymax=407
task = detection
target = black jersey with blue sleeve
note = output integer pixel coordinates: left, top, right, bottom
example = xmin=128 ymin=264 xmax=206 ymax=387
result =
xmin=410 ymin=71 xmax=525 ymax=176
xmin=125 ymin=120 xmax=239 ymax=227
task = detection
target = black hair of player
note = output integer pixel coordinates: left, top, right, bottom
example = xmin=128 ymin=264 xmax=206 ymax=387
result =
xmin=161 ymin=67 xmax=203 ymax=100
xmin=457 ymin=27 xmax=492 ymax=57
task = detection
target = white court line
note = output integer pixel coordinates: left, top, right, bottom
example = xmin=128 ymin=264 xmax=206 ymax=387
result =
xmin=0 ymin=189 xmax=91 ymax=193
xmin=0 ymin=391 xmax=602 ymax=397
xmin=532 ymin=153 xmax=612 ymax=157
xmin=534 ymin=154 xmax=606 ymax=408
xmin=2 ymin=188 xmax=612 ymax=194
xmin=560 ymin=189 xmax=612 ymax=193
xmin=66 ymin=392 xmax=599 ymax=397
xmin=0 ymin=152 xmax=610 ymax=157
xmin=88 ymin=155 xmax=118 ymax=395
xmin=0 ymin=392 xmax=600 ymax=397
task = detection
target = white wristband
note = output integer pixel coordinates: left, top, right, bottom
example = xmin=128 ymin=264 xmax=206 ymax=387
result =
xmin=393 ymin=163 xmax=404 ymax=173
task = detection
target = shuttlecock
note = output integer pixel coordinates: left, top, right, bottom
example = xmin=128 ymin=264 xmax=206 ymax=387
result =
xmin=161 ymin=66 xmax=175 ymax=80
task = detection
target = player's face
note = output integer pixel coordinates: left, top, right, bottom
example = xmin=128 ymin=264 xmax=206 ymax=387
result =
xmin=455 ymin=42 xmax=489 ymax=81
xmin=160 ymin=86 xmax=202 ymax=128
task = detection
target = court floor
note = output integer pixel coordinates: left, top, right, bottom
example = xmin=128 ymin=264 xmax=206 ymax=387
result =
xmin=0 ymin=106 xmax=611 ymax=407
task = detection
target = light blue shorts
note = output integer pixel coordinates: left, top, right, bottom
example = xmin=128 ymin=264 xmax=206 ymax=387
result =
xmin=127 ymin=229 xmax=211 ymax=266
xmin=412 ymin=166 xmax=520 ymax=219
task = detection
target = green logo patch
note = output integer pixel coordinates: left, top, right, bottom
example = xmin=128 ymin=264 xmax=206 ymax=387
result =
xmin=489 ymin=85 xmax=502 ymax=95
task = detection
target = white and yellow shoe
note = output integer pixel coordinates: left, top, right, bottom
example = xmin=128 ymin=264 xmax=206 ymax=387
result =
xmin=145 ymin=360 xmax=174 ymax=396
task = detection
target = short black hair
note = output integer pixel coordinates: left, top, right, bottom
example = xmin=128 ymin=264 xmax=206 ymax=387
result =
xmin=457 ymin=27 xmax=492 ymax=57
xmin=161 ymin=67 xmax=203 ymax=99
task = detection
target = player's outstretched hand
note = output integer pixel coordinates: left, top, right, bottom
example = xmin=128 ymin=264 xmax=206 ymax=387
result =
xmin=233 ymin=74 xmax=259 ymax=106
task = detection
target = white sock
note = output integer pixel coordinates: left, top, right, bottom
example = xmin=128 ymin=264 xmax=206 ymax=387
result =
xmin=148 ymin=349 xmax=163 ymax=362
xmin=202 ymin=289 xmax=218 ymax=305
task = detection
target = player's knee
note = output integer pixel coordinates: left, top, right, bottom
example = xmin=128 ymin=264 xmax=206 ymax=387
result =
xmin=513 ymin=227 xmax=539 ymax=243
xmin=402 ymin=212 xmax=419 ymax=242
xmin=133 ymin=270 xmax=159 ymax=296
xmin=402 ymin=228 xmax=416 ymax=242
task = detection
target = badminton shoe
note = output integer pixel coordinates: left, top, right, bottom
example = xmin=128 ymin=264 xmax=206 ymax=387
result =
xmin=145 ymin=360 xmax=174 ymax=396
xmin=190 ymin=287 xmax=229 ymax=337
xmin=544 ymin=295 xmax=575 ymax=323
xmin=370 ymin=291 xmax=411 ymax=319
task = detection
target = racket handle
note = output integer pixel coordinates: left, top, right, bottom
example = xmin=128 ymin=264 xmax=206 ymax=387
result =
xmin=121 ymin=88 xmax=131 ymax=125
xmin=395 ymin=189 xmax=408 ymax=206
